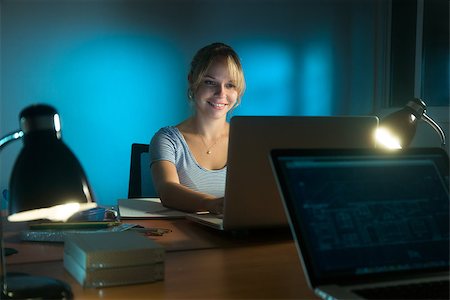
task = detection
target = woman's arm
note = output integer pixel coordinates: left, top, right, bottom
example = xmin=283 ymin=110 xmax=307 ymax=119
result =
xmin=151 ymin=160 xmax=223 ymax=214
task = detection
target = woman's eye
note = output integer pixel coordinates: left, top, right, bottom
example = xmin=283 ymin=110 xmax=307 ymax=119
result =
xmin=226 ymin=83 xmax=236 ymax=89
xmin=204 ymin=80 xmax=215 ymax=86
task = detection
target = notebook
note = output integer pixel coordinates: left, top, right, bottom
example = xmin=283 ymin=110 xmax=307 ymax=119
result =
xmin=270 ymin=147 xmax=450 ymax=299
xmin=187 ymin=115 xmax=379 ymax=231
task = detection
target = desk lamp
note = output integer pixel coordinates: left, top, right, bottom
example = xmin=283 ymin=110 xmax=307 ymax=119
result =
xmin=0 ymin=104 xmax=97 ymax=299
xmin=375 ymin=98 xmax=446 ymax=149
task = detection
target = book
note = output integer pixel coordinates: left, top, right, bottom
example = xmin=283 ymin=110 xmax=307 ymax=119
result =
xmin=64 ymin=252 xmax=164 ymax=288
xmin=117 ymin=198 xmax=189 ymax=219
xmin=64 ymin=231 xmax=164 ymax=269
xmin=63 ymin=231 xmax=165 ymax=287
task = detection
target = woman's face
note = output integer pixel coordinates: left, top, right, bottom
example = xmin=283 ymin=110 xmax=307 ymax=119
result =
xmin=193 ymin=58 xmax=238 ymax=120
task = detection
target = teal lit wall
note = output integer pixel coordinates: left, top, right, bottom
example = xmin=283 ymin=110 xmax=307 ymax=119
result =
xmin=1 ymin=0 xmax=379 ymax=206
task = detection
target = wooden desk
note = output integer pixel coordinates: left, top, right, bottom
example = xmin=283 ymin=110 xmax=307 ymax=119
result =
xmin=5 ymin=219 xmax=317 ymax=299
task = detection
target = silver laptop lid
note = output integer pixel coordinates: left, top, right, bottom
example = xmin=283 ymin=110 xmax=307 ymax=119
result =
xmin=270 ymin=148 xmax=450 ymax=288
xmin=222 ymin=116 xmax=379 ymax=230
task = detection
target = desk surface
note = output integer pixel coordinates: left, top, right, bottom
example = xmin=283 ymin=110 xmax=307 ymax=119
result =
xmin=5 ymin=218 xmax=317 ymax=299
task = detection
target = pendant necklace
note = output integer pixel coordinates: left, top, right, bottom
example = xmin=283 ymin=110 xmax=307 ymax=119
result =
xmin=200 ymin=134 xmax=223 ymax=155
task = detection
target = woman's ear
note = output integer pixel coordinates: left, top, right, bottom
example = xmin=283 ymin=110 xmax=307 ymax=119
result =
xmin=187 ymin=74 xmax=194 ymax=100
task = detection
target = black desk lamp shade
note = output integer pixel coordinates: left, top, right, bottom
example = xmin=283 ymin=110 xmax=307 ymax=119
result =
xmin=7 ymin=104 xmax=96 ymax=222
xmin=0 ymin=104 xmax=96 ymax=299
xmin=376 ymin=98 xmax=446 ymax=149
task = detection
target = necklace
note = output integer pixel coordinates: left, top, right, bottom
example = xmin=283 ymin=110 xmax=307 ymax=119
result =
xmin=200 ymin=134 xmax=223 ymax=155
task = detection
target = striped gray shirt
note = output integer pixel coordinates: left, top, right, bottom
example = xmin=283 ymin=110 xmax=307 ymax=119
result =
xmin=149 ymin=126 xmax=226 ymax=198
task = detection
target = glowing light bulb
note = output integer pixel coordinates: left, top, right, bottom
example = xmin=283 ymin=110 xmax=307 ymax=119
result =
xmin=8 ymin=201 xmax=97 ymax=222
xmin=375 ymin=127 xmax=402 ymax=150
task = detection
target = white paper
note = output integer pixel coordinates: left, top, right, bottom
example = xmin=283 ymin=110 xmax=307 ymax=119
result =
xmin=117 ymin=198 xmax=188 ymax=219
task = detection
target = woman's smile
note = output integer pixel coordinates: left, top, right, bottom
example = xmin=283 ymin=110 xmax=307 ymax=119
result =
xmin=207 ymin=101 xmax=228 ymax=109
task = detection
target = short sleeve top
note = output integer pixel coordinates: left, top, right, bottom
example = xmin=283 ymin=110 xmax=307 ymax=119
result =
xmin=149 ymin=126 xmax=226 ymax=198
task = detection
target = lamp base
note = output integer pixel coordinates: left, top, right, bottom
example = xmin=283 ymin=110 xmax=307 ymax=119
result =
xmin=1 ymin=273 xmax=73 ymax=299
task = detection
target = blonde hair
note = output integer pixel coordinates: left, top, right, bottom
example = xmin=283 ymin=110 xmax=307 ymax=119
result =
xmin=188 ymin=43 xmax=246 ymax=108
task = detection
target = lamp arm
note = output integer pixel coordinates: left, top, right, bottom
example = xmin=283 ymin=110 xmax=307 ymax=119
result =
xmin=0 ymin=130 xmax=23 ymax=295
xmin=0 ymin=131 xmax=24 ymax=150
xmin=422 ymin=113 xmax=446 ymax=147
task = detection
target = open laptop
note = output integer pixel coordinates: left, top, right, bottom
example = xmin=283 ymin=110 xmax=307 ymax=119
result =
xmin=270 ymin=147 xmax=450 ymax=299
xmin=186 ymin=115 xmax=379 ymax=231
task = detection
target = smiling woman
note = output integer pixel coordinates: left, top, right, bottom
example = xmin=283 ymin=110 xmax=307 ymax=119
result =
xmin=148 ymin=42 xmax=246 ymax=214
xmin=1 ymin=0 xmax=385 ymax=210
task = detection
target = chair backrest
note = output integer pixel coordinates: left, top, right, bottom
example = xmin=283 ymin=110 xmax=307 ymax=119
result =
xmin=128 ymin=143 xmax=157 ymax=198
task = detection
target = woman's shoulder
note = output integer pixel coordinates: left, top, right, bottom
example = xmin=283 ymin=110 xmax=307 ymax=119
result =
xmin=151 ymin=126 xmax=183 ymax=144
xmin=153 ymin=126 xmax=180 ymax=138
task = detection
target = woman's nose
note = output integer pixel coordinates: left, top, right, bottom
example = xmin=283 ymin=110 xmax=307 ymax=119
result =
xmin=215 ymin=84 xmax=226 ymax=95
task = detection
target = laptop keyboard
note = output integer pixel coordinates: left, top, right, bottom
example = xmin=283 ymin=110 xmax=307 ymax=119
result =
xmin=353 ymin=280 xmax=450 ymax=299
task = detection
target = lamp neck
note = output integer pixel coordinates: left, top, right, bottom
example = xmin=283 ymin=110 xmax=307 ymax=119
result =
xmin=422 ymin=113 xmax=447 ymax=147
xmin=406 ymin=98 xmax=426 ymax=119
xmin=0 ymin=131 xmax=24 ymax=151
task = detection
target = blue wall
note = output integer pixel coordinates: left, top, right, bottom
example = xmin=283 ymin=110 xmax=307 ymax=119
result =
xmin=1 ymin=0 xmax=378 ymax=206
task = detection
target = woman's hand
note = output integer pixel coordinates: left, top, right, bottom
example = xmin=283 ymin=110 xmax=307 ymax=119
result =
xmin=205 ymin=197 xmax=224 ymax=215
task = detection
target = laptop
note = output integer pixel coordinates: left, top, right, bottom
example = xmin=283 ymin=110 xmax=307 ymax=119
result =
xmin=187 ymin=115 xmax=379 ymax=231
xmin=270 ymin=147 xmax=450 ymax=299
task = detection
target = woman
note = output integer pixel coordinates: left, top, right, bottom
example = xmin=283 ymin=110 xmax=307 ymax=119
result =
xmin=149 ymin=42 xmax=246 ymax=214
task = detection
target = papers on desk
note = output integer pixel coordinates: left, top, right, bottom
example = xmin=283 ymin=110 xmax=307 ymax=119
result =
xmin=117 ymin=198 xmax=188 ymax=219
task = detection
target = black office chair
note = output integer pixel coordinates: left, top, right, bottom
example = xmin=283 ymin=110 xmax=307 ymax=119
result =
xmin=128 ymin=143 xmax=157 ymax=198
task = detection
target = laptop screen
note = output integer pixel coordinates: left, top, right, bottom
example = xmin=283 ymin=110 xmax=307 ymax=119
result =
xmin=271 ymin=148 xmax=450 ymax=286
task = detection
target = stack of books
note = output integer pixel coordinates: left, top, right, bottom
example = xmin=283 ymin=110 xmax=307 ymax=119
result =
xmin=63 ymin=231 xmax=164 ymax=288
